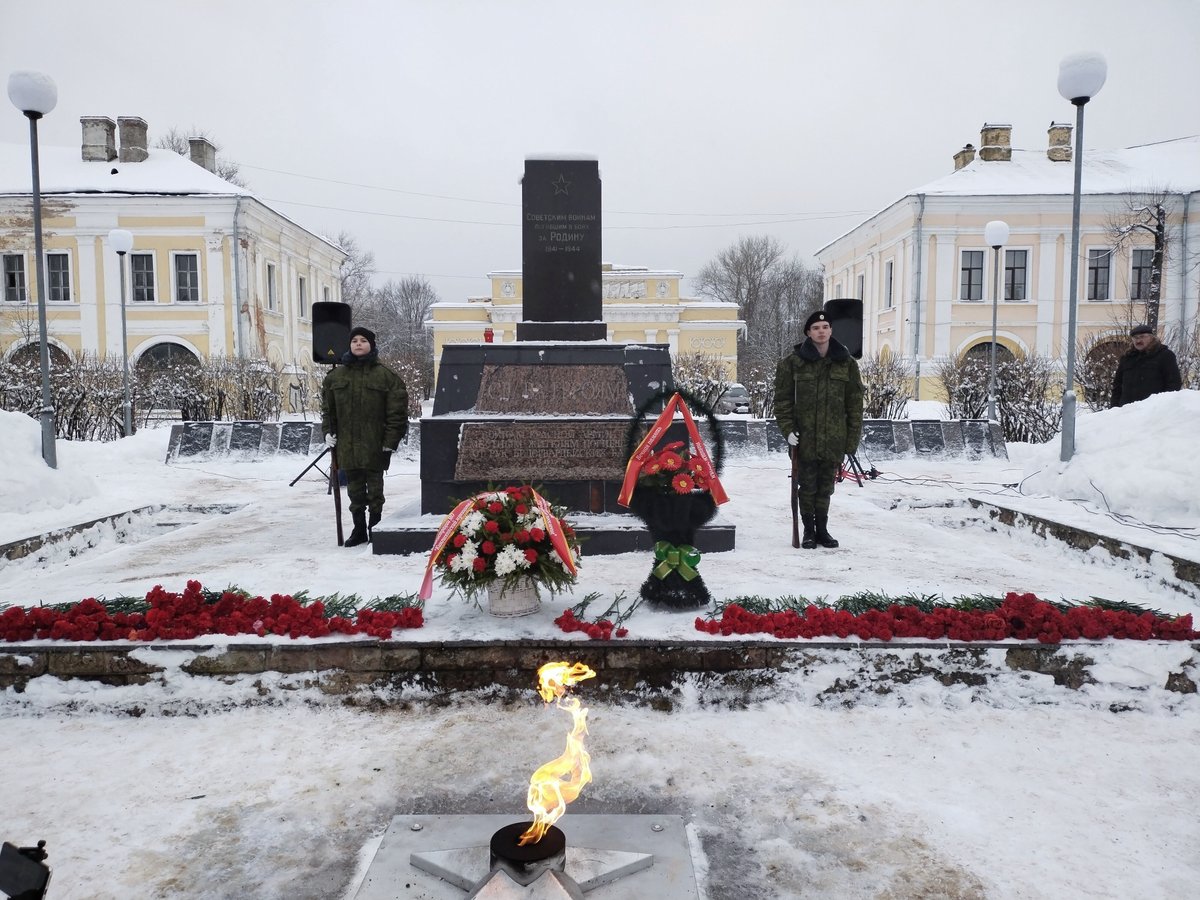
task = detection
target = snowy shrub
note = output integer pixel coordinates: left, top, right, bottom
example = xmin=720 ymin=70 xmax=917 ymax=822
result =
xmin=937 ymin=351 xmax=1063 ymax=443
xmin=859 ymin=352 xmax=911 ymax=419
xmin=671 ymin=352 xmax=731 ymax=410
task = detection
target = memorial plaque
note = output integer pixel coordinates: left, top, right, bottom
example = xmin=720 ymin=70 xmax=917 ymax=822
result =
xmin=911 ymin=420 xmax=946 ymax=454
xmin=279 ymin=422 xmax=315 ymax=454
xmin=861 ymin=421 xmax=896 ymax=454
xmin=940 ymin=421 xmax=966 ymax=456
xmin=518 ymin=157 xmax=605 ymax=341
xmin=475 ymin=364 xmax=631 ymax=415
xmin=178 ymin=422 xmax=214 ymax=456
xmin=229 ymin=421 xmax=264 ymax=453
xmin=455 ymin=421 xmax=634 ymax=481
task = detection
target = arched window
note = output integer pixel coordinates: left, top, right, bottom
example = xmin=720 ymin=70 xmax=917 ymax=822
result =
xmin=963 ymin=341 xmax=1015 ymax=364
xmin=135 ymin=342 xmax=200 ymax=371
xmin=8 ymin=342 xmax=71 ymax=369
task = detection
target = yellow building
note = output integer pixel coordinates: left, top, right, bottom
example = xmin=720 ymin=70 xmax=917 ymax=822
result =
xmin=430 ymin=263 xmax=744 ymax=381
xmin=1 ymin=116 xmax=345 ymax=394
xmin=816 ymin=126 xmax=1200 ymax=398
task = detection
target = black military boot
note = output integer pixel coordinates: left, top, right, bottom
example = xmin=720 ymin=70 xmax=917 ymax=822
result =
xmin=344 ymin=510 xmax=369 ymax=547
xmin=800 ymin=513 xmax=817 ymax=549
xmin=814 ymin=512 xmax=839 ymax=548
xmin=368 ymin=508 xmax=382 ymax=539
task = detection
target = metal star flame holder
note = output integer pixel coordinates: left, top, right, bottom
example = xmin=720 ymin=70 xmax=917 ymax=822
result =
xmin=352 ymin=662 xmax=700 ymax=899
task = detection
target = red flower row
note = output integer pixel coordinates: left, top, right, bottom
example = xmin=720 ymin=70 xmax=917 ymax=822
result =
xmin=554 ymin=608 xmax=629 ymax=641
xmin=695 ymin=593 xmax=1198 ymax=643
xmin=0 ymin=581 xmax=424 ymax=643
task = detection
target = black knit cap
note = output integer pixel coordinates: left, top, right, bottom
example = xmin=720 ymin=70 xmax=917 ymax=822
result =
xmin=349 ymin=326 xmax=376 ymax=350
xmin=1130 ymin=324 xmax=1154 ymax=336
xmin=804 ymin=310 xmax=830 ymax=333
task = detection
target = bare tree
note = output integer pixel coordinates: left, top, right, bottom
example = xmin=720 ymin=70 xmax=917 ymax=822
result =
xmin=334 ymin=230 xmax=376 ymax=307
xmin=694 ymin=235 xmax=823 ymax=388
xmin=353 ymin=275 xmax=438 ymax=401
xmin=1104 ymin=189 xmax=1179 ymax=331
xmin=154 ymin=127 xmax=248 ymax=188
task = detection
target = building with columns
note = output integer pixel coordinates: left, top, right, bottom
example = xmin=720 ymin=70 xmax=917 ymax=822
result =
xmin=1 ymin=116 xmax=345 ymax=393
xmin=816 ymin=125 xmax=1199 ymax=398
xmin=429 ymin=263 xmax=745 ymax=382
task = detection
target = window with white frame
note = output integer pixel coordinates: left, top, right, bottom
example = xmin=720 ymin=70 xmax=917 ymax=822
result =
xmin=856 ymin=274 xmax=864 ymax=300
xmin=1131 ymin=248 xmax=1154 ymax=300
xmin=3 ymin=253 xmax=26 ymax=302
xmin=47 ymin=252 xmax=71 ymax=302
xmin=833 ymin=281 xmax=842 ymax=297
xmin=960 ymin=250 xmax=984 ymax=301
xmin=297 ymin=275 xmax=308 ymax=318
xmin=266 ymin=263 xmax=277 ymax=311
xmin=173 ymin=253 xmax=200 ymax=302
xmin=1087 ymin=249 xmax=1111 ymax=301
xmin=884 ymin=260 xmax=894 ymax=309
xmin=131 ymin=252 xmax=155 ymax=302
xmin=323 ymin=285 xmax=330 ymax=304
xmin=1004 ymin=249 xmax=1028 ymax=301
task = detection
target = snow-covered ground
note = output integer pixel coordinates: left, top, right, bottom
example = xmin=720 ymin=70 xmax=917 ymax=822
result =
xmin=2 ymin=392 xmax=1199 ymax=899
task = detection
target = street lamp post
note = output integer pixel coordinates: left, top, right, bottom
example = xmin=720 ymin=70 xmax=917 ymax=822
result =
xmin=984 ymin=220 xmax=1009 ymax=424
xmin=7 ymin=70 xmax=58 ymax=468
xmin=108 ymin=229 xmax=134 ymax=436
xmin=1057 ymin=51 xmax=1107 ymax=463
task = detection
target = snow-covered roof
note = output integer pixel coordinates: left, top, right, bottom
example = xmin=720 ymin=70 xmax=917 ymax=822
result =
xmin=913 ymin=135 xmax=1200 ymax=197
xmin=0 ymin=141 xmax=250 ymax=196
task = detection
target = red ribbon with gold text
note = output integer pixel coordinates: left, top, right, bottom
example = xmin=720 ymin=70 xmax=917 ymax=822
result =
xmin=618 ymin=392 xmax=729 ymax=507
xmin=418 ymin=488 xmax=577 ymax=599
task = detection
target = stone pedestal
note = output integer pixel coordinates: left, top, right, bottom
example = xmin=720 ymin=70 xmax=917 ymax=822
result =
xmin=421 ymin=343 xmax=673 ymax=516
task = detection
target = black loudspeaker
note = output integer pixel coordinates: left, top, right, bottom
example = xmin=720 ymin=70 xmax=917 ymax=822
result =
xmin=312 ymin=302 xmax=352 ymax=364
xmin=823 ymin=298 xmax=863 ymax=359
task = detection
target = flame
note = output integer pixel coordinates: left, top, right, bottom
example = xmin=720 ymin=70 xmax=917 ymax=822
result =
xmin=518 ymin=661 xmax=597 ymax=845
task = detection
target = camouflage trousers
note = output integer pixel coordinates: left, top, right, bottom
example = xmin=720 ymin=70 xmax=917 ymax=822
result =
xmin=343 ymin=468 xmax=385 ymax=516
xmin=794 ymin=458 xmax=839 ymax=517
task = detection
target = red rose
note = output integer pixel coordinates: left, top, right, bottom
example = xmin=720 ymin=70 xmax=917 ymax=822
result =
xmin=515 ymin=504 xmax=528 ymax=515
xmin=487 ymin=501 xmax=503 ymax=514
xmin=452 ymin=533 xmax=467 ymax=547
xmin=530 ymin=527 xmax=545 ymax=542
xmin=524 ymin=549 xmax=538 ymax=563
xmin=472 ymin=557 xmax=487 ymax=573
xmin=481 ymin=540 xmax=496 ymax=555
xmin=484 ymin=520 xmax=500 ymax=534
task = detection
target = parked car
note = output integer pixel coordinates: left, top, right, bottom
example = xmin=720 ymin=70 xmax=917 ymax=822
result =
xmin=716 ymin=383 xmax=752 ymax=414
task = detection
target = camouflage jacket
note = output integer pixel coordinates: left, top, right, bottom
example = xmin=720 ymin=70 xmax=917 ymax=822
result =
xmin=773 ymin=337 xmax=864 ymax=462
xmin=320 ymin=352 xmax=408 ymax=471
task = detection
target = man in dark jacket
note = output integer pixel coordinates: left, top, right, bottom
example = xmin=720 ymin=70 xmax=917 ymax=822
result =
xmin=1110 ymin=324 xmax=1182 ymax=408
xmin=773 ymin=310 xmax=864 ymax=549
xmin=321 ymin=326 xmax=408 ymax=547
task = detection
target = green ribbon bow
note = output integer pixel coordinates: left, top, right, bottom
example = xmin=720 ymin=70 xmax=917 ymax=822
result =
xmin=652 ymin=541 xmax=701 ymax=581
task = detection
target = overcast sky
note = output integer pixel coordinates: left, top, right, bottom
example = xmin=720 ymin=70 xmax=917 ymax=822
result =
xmin=4 ymin=0 xmax=1199 ymax=303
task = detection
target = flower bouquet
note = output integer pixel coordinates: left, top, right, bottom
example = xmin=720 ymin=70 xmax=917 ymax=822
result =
xmin=419 ymin=485 xmax=581 ymax=617
xmin=620 ymin=391 xmax=730 ymax=610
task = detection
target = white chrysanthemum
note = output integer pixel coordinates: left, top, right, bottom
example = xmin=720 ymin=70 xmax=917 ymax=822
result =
xmin=549 ymin=548 xmax=580 ymax=569
xmin=449 ymin=552 xmax=471 ymax=572
xmin=485 ymin=491 xmax=506 ymax=503
xmin=495 ymin=544 xmax=523 ymax=576
xmin=520 ymin=511 xmax=540 ymax=527
xmin=461 ymin=512 xmax=485 ymax=534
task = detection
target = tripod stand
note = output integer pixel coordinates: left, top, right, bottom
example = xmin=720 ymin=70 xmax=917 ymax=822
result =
xmin=289 ymin=444 xmax=345 ymax=545
xmin=836 ymin=452 xmax=880 ymax=487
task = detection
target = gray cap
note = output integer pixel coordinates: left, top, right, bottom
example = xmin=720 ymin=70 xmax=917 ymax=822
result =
xmin=1130 ymin=324 xmax=1154 ymax=336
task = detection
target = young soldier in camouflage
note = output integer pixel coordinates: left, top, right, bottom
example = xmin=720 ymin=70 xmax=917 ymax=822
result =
xmin=773 ymin=310 xmax=864 ymax=549
xmin=321 ymin=326 xmax=408 ymax=547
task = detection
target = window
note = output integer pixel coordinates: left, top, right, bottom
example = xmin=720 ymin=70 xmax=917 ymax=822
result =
xmin=1087 ymin=249 xmax=1111 ymax=301
xmin=297 ymin=275 xmax=308 ymax=318
xmin=3 ymin=254 xmax=25 ymax=302
xmin=833 ymin=281 xmax=842 ymax=297
xmin=1131 ymin=248 xmax=1154 ymax=301
xmin=960 ymin=250 xmax=984 ymax=301
xmin=856 ymin=274 xmax=864 ymax=300
xmin=131 ymin=253 xmax=155 ymax=302
xmin=323 ymin=285 xmax=330 ymax=304
xmin=173 ymin=253 xmax=200 ymax=302
xmin=884 ymin=260 xmax=894 ymax=309
xmin=266 ymin=262 xmax=277 ymax=311
xmin=47 ymin=252 xmax=71 ymax=302
xmin=1004 ymin=249 xmax=1027 ymax=301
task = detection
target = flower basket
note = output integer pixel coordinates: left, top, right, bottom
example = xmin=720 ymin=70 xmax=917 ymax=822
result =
xmin=418 ymin=486 xmax=580 ymax=616
xmin=487 ymin=578 xmax=541 ymax=617
xmin=619 ymin=390 xmax=729 ymax=611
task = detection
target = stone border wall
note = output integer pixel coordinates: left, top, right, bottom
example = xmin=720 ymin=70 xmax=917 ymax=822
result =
xmin=2 ymin=640 xmax=1195 ymax=702
xmin=702 ymin=419 xmax=1007 ymax=460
